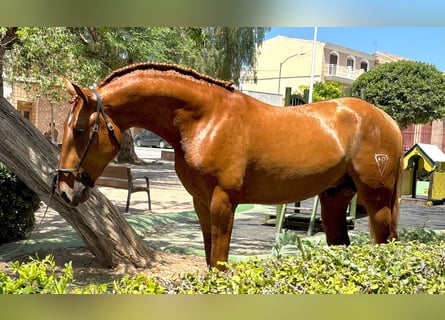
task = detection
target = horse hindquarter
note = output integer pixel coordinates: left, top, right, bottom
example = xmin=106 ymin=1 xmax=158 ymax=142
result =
xmin=347 ymin=100 xmax=403 ymax=243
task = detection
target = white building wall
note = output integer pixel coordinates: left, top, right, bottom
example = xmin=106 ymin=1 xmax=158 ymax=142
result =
xmin=242 ymin=90 xmax=283 ymax=106
xmin=242 ymin=36 xmax=325 ymax=97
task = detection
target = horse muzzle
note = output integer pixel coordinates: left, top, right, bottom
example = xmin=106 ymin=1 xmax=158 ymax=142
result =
xmin=56 ymin=169 xmax=93 ymax=207
xmin=59 ymin=180 xmax=91 ymax=207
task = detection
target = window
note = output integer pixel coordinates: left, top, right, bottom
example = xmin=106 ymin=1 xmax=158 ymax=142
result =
xmin=17 ymin=100 xmax=33 ymax=121
xmin=329 ymin=52 xmax=339 ymax=75
xmin=329 ymin=52 xmax=338 ymax=65
xmin=346 ymin=56 xmax=355 ymax=70
xmin=22 ymin=111 xmax=31 ymax=120
xmin=360 ymin=60 xmax=369 ymax=71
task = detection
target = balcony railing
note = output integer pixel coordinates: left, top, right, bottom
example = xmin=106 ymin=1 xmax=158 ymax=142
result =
xmin=323 ymin=64 xmax=366 ymax=81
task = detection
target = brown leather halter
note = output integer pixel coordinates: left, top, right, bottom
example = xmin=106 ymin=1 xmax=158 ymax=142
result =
xmin=56 ymin=88 xmax=120 ymax=188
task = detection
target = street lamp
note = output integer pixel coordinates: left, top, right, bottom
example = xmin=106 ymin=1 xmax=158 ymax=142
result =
xmin=277 ymin=50 xmax=306 ymax=94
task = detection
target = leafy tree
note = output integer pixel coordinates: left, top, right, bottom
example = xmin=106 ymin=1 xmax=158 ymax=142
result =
xmin=299 ymin=81 xmax=345 ymax=102
xmin=5 ymin=28 xmax=200 ymax=97
xmin=3 ymin=27 xmax=269 ymax=95
xmin=4 ymin=27 xmax=99 ymax=143
xmin=189 ymin=27 xmax=270 ymax=85
xmin=352 ymin=60 xmax=445 ymax=128
xmin=6 ymin=28 xmax=90 ymax=103
xmin=68 ymin=27 xmax=202 ymax=84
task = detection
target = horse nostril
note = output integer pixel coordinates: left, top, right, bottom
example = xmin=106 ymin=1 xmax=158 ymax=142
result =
xmin=60 ymin=191 xmax=72 ymax=204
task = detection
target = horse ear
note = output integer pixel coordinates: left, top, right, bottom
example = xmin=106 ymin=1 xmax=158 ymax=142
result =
xmin=63 ymin=78 xmax=89 ymax=103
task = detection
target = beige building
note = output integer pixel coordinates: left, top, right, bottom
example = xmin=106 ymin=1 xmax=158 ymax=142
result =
xmin=374 ymin=51 xmax=412 ymax=66
xmin=241 ymin=36 xmax=375 ymax=98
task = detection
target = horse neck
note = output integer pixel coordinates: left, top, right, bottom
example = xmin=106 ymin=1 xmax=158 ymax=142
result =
xmin=101 ymin=74 xmax=220 ymax=147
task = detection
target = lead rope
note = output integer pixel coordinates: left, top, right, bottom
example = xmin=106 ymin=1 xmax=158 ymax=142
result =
xmin=0 ymin=172 xmax=57 ymax=258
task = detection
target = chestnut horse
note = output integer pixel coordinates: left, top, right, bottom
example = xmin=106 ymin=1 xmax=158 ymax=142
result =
xmin=57 ymin=62 xmax=402 ymax=269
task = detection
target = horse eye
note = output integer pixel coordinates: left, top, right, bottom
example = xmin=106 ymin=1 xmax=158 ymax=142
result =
xmin=73 ymin=128 xmax=87 ymax=136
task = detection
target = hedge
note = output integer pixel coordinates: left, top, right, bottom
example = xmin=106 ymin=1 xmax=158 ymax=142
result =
xmin=1 ymin=228 xmax=445 ymax=294
xmin=0 ymin=162 xmax=40 ymax=243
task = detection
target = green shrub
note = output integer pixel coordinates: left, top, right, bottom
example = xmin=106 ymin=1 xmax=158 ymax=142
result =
xmin=73 ymin=274 xmax=166 ymax=294
xmin=398 ymin=227 xmax=445 ymax=243
xmin=161 ymin=240 xmax=445 ymax=294
xmin=3 ymin=228 xmax=445 ymax=294
xmin=0 ymin=162 xmax=40 ymax=243
xmin=0 ymin=255 xmax=166 ymax=294
xmin=0 ymin=255 xmax=73 ymax=294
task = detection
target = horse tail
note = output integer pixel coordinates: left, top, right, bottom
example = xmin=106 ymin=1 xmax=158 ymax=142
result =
xmin=389 ymin=153 xmax=403 ymax=241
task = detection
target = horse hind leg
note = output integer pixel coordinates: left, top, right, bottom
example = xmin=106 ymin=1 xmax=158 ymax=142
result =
xmin=319 ymin=175 xmax=356 ymax=245
xmin=352 ymin=156 xmax=401 ymax=244
xmin=357 ymin=186 xmax=398 ymax=244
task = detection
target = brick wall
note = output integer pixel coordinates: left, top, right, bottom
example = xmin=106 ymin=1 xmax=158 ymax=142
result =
xmin=8 ymin=82 xmax=71 ymax=144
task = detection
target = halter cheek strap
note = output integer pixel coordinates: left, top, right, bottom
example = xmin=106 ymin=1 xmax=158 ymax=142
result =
xmin=56 ymin=88 xmax=121 ymax=188
xmin=91 ymin=88 xmax=121 ymax=150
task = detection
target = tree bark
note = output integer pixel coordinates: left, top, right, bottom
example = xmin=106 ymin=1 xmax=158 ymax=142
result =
xmin=0 ymin=97 xmax=155 ymax=268
xmin=116 ymin=129 xmax=139 ymax=164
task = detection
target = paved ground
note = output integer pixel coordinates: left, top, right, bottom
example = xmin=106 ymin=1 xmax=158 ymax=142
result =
xmin=1 ymin=150 xmax=444 ymax=263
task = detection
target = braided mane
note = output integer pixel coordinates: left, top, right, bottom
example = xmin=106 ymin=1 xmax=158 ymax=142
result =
xmin=98 ymin=62 xmax=235 ymax=91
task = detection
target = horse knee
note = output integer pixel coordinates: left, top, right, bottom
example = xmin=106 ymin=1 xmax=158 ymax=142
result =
xmin=374 ymin=206 xmax=391 ymax=225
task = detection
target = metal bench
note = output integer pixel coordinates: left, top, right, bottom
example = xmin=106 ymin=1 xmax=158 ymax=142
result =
xmin=96 ymin=164 xmax=151 ymax=212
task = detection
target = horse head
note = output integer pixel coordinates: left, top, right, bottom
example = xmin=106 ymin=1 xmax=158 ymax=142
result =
xmin=57 ymin=79 xmax=122 ymax=207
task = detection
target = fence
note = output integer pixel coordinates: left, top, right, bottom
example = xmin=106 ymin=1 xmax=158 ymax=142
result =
xmin=402 ymin=123 xmax=432 ymax=151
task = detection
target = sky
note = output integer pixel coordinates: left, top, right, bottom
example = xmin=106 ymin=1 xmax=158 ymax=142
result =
xmin=265 ymin=27 xmax=445 ymax=72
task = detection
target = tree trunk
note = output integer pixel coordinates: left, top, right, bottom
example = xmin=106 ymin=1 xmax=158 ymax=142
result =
xmin=116 ymin=129 xmax=139 ymax=164
xmin=0 ymin=27 xmax=18 ymax=98
xmin=0 ymin=97 xmax=155 ymax=268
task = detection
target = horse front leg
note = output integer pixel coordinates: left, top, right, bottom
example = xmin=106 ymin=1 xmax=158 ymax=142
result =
xmin=193 ymin=197 xmax=212 ymax=268
xmin=209 ymin=186 xmax=237 ymax=270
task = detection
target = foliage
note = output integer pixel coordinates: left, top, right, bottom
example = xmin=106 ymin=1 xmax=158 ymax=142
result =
xmin=352 ymin=60 xmax=445 ymax=128
xmin=191 ymin=27 xmax=270 ymax=85
xmin=398 ymin=227 xmax=445 ymax=243
xmin=3 ymin=228 xmax=445 ymax=294
xmin=77 ymin=274 xmax=166 ymax=294
xmin=416 ymin=168 xmax=430 ymax=181
xmin=271 ymin=229 xmax=309 ymax=259
xmin=0 ymin=162 xmax=40 ymax=243
xmin=162 ymin=239 xmax=445 ymax=294
xmin=299 ymin=81 xmax=345 ymax=102
xmin=0 ymin=255 xmax=72 ymax=294
xmin=2 ymin=27 xmax=269 ymax=94
xmin=67 ymin=27 xmax=202 ymax=84
xmin=5 ymin=27 xmax=88 ymax=103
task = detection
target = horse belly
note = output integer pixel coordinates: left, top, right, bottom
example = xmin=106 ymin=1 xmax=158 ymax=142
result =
xmin=239 ymin=164 xmax=345 ymax=205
